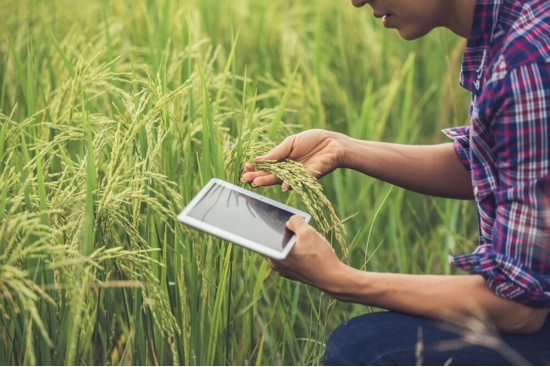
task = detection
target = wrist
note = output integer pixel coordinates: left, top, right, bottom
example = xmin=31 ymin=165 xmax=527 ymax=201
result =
xmin=331 ymin=131 xmax=352 ymax=169
xmin=322 ymin=263 xmax=364 ymax=300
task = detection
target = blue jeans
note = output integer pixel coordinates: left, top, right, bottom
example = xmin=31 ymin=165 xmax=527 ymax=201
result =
xmin=324 ymin=311 xmax=550 ymax=365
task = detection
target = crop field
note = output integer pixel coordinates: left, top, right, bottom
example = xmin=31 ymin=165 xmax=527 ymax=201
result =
xmin=0 ymin=0 xmax=480 ymax=365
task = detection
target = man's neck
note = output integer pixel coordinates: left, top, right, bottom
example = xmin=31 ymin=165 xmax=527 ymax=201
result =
xmin=445 ymin=0 xmax=477 ymax=38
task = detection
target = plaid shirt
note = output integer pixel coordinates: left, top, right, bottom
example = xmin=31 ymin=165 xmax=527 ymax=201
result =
xmin=443 ymin=0 xmax=550 ymax=308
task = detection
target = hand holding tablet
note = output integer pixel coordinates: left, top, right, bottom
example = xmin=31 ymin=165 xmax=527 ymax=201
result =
xmin=177 ymin=178 xmax=311 ymax=260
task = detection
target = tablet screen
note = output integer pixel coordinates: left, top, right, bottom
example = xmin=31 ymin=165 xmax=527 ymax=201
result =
xmin=186 ymin=182 xmax=295 ymax=252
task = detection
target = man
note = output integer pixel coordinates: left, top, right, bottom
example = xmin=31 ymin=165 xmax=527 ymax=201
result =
xmin=242 ymin=0 xmax=550 ymax=364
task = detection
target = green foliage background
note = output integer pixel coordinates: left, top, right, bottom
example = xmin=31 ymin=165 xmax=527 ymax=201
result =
xmin=0 ymin=0 xmax=479 ymax=364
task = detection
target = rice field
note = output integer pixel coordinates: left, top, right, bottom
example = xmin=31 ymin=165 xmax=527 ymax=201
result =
xmin=0 ymin=0 xmax=480 ymax=365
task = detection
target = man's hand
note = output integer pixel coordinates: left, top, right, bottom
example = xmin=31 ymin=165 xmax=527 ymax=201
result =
xmin=267 ymin=215 xmax=348 ymax=295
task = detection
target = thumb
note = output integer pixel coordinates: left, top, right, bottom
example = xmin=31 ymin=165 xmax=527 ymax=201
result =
xmin=256 ymin=135 xmax=295 ymax=162
xmin=286 ymin=215 xmax=308 ymax=234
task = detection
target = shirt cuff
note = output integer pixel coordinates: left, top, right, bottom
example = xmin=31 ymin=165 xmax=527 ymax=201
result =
xmin=442 ymin=126 xmax=471 ymax=172
xmin=449 ymin=246 xmax=550 ymax=308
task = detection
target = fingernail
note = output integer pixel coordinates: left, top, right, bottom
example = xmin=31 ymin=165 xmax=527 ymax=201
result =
xmin=251 ymin=182 xmax=257 ymax=187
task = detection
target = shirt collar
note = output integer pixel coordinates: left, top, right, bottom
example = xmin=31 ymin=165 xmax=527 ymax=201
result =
xmin=460 ymin=0 xmax=504 ymax=92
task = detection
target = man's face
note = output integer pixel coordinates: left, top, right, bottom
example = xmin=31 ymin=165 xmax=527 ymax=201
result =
xmin=351 ymin=0 xmax=446 ymax=40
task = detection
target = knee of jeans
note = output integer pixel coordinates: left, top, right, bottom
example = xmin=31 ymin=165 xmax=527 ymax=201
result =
xmin=323 ymin=317 xmax=379 ymax=365
xmin=323 ymin=313 xmax=419 ymax=366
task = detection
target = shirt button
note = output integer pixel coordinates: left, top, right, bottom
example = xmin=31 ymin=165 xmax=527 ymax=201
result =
xmin=474 ymin=187 xmax=479 ymax=197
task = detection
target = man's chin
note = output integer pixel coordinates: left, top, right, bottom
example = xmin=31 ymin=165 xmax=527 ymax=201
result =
xmin=396 ymin=28 xmax=433 ymax=41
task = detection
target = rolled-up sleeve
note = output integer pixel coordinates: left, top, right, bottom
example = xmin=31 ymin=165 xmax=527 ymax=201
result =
xmin=442 ymin=126 xmax=472 ymax=173
xmin=448 ymin=62 xmax=550 ymax=308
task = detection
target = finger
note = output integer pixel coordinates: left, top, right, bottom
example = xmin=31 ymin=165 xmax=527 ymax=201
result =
xmin=285 ymin=215 xmax=309 ymax=235
xmin=255 ymin=135 xmax=296 ymax=163
xmin=242 ymin=172 xmax=283 ymax=187
xmin=241 ymin=169 xmax=269 ymax=182
xmin=241 ymin=170 xmax=271 ymax=183
xmin=243 ymin=162 xmax=254 ymax=173
xmin=252 ymin=174 xmax=283 ymax=187
xmin=242 ymin=171 xmax=290 ymax=190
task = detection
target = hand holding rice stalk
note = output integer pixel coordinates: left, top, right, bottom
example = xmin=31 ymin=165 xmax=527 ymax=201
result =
xmin=237 ymin=137 xmax=347 ymax=258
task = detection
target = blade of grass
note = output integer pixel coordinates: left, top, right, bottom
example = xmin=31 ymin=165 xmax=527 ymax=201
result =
xmin=42 ymin=21 xmax=76 ymax=78
xmin=206 ymin=244 xmax=233 ymax=365
xmin=213 ymin=30 xmax=240 ymax=115
xmin=268 ymin=64 xmax=299 ymax=141
xmin=83 ymin=99 xmax=96 ymax=256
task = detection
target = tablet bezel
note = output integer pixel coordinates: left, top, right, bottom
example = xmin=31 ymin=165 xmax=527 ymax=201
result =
xmin=177 ymin=178 xmax=311 ymax=260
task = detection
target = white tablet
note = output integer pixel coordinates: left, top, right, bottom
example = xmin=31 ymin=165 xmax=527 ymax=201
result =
xmin=177 ymin=178 xmax=311 ymax=260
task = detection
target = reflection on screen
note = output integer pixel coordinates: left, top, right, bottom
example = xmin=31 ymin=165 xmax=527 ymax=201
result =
xmin=187 ymin=183 xmax=294 ymax=251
